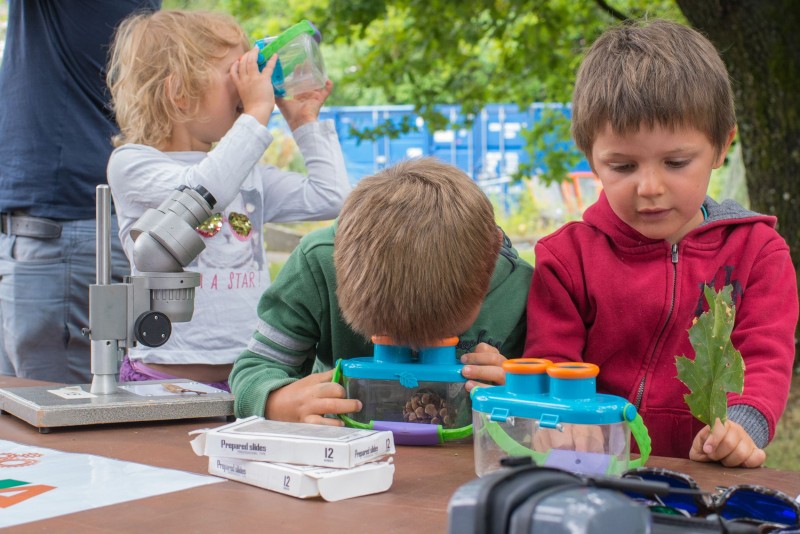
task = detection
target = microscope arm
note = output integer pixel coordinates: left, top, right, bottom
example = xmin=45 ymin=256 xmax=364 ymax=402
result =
xmin=87 ymin=184 xmax=215 ymax=394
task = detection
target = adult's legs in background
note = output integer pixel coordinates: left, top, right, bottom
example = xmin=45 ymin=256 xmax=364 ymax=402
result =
xmin=0 ymin=217 xmax=128 ymax=383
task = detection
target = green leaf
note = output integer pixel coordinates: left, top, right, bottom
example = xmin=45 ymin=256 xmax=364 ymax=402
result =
xmin=674 ymin=285 xmax=745 ymax=426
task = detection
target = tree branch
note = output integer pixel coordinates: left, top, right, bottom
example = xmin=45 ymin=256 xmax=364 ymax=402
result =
xmin=594 ymin=0 xmax=629 ymax=22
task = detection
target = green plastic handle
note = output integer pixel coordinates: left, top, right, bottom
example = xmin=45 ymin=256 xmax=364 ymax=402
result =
xmin=258 ymin=20 xmax=318 ymax=76
xmin=482 ymin=419 xmax=547 ymax=463
xmin=259 ymin=20 xmax=316 ymax=60
xmin=626 ymin=409 xmax=651 ymax=468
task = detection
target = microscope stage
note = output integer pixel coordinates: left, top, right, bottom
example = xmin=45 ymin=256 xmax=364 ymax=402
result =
xmin=0 ymin=379 xmax=234 ymax=432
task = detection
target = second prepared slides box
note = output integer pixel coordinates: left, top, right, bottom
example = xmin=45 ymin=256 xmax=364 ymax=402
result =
xmin=190 ymin=416 xmax=395 ymax=468
xmin=208 ymin=456 xmax=395 ymax=501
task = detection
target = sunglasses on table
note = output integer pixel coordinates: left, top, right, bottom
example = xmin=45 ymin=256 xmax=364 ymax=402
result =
xmin=620 ymin=466 xmax=800 ymax=528
xmin=196 ymin=212 xmax=253 ymax=240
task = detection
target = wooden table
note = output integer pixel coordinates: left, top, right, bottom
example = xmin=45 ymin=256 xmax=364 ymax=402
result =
xmin=1 ymin=376 xmax=798 ymax=533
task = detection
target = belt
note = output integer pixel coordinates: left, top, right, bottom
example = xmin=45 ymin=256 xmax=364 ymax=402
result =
xmin=0 ymin=213 xmax=62 ymax=239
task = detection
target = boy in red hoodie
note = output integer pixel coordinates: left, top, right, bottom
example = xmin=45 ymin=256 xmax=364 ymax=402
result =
xmin=524 ymin=19 xmax=797 ymax=466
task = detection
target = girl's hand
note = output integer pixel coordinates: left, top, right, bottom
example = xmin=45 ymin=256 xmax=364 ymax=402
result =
xmin=276 ymin=79 xmax=333 ymax=131
xmin=231 ymin=47 xmax=276 ymax=126
xmin=689 ymin=418 xmax=766 ymax=468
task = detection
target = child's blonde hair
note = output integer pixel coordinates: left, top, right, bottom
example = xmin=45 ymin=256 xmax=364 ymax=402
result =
xmin=334 ymin=157 xmax=500 ymax=347
xmin=107 ymin=10 xmax=249 ymax=148
xmin=572 ymin=19 xmax=735 ymax=158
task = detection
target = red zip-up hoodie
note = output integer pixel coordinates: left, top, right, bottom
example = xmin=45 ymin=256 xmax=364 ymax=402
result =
xmin=524 ymin=192 xmax=798 ymax=458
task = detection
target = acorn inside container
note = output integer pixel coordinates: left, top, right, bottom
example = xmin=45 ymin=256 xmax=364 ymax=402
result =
xmin=471 ymin=359 xmax=651 ymax=477
xmin=334 ymin=336 xmax=472 ymax=445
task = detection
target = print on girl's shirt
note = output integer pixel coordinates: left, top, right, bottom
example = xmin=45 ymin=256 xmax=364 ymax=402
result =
xmin=194 ymin=188 xmax=264 ymax=272
xmin=199 ymin=271 xmax=261 ymax=290
xmin=193 ymin=189 xmax=267 ymax=292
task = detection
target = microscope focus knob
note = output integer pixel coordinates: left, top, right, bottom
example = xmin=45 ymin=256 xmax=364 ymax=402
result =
xmin=134 ymin=311 xmax=172 ymax=347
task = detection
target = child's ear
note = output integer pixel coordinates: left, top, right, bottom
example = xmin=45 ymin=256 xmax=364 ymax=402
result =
xmin=165 ymin=75 xmax=188 ymax=111
xmin=714 ymin=127 xmax=737 ymax=168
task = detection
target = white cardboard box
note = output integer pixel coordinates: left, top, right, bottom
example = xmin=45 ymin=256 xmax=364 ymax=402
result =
xmin=190 ymin=416 xmax=395 ymax=469
xmin=208 ymin=456 xmax=395 ymax=501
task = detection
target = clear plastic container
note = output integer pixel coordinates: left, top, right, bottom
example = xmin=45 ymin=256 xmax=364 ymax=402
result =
xmin=335 ymin=336 xmax=472 ymax=445
xmin=255 ymin=20 xmax=327 ymax=98
xmin=344 ymin=379 xmax=471 ymax=429
xmin=472 ymin=359 xmax=651 ymax=477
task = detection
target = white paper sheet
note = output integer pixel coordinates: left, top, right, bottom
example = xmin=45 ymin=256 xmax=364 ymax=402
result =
xmin=0 ymin=439 xmax=223 ymax=528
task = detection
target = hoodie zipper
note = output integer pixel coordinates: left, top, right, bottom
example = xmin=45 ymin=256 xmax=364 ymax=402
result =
xmin=634 ymin=242 xmax=679 ymax=409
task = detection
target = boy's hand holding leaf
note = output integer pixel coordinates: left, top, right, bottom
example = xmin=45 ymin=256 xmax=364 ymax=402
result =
xmin=675 ymin=285 xmax=744 ymax=427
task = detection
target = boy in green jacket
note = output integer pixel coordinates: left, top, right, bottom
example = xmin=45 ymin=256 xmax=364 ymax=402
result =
xmin=230 ymin=157 xmax=533 ymax=423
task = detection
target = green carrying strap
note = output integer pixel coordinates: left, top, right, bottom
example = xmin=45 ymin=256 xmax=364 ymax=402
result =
xmin=258 ymin=20 xmax=317 ymax=73
xmin=626 ymin=408 xmax=651 ymax=468
xmin=331 ymin=359 xmax=473 ymax=443
xmin=481 ymin=418 xmax=548 ymax=464
xmin=441 ymin=423 xmax=473 ymax=441
xmin=481 ymin=402 xmax=652 ymax=471
xmin=331 ymin=357 xmax=344 ymax=384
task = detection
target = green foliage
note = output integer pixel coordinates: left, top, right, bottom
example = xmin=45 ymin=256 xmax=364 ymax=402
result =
xmin=708 ymin=141 xmax=750 ymax=208
xmin=518 ymin=107 xmax=583 ymax=185
xmin=261 ymin=127 xmax=307 ymax=172
xmin=349 ymin=114 xmax=417 ymax=142
xmin=268 ymin=258 xmax=284 ymax=281
xmin=312 ymin=0 xmax=684 ymax=184
xmin=163 ymin=0 xmax=684 ymax=184
xmin=765 ymin=372 xmax=800 ymax=470
xmin=0 ymin=3 xmax=7 ymax=67
xmin=493 ymin=177 xmax=568 ymax=240
xmin=164 ymin=0 xmax=311 ymax=40
xmin=675 ymin=285 xmax=745 ymax=427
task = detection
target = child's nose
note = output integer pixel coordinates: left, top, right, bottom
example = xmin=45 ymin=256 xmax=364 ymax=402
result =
xmin=637 ymin=167 xmax=665 ymax=197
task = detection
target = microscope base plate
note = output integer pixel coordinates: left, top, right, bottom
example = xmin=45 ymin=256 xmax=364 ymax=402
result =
xmin=0 ymin=379 xmax=234 ymax=432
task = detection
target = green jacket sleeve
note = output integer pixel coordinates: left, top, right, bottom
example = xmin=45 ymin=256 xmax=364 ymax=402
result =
xmin=230 ymin=244 xmax=324 ymax=418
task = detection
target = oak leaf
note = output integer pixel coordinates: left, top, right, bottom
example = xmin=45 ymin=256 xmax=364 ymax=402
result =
xmin=675 ymin=285 xmax=744 ymax=426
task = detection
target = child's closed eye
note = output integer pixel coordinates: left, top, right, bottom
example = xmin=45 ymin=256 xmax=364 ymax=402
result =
xmin=665 ymin=159 xmax=690 ymax=169
xmin=609 ymin=163 xmax=635 ymax=173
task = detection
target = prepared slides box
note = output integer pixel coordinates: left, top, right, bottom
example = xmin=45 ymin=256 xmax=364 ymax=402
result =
xmin=208 ymin=456 xmax=395 ymax=501
xmin=191 ymin=416 xmax=395 ymax=468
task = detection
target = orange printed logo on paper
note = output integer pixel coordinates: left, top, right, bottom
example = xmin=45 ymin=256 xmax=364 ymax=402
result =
xmin=0 ymin=479 xmax=56 ymax=508
xmin=0 ymin=451 xmax=43 ymax=468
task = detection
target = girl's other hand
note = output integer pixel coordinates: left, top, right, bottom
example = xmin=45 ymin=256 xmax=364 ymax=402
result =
xmin=276 ymin=79 xmax=333 ymax=131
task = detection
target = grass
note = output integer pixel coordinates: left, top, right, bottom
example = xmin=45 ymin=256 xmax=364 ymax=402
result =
xmin=268 ymin=261 xmax=283 ymax=281
xmin=766 ymin=372 xmax=800 ymax=470
xmin=518 ymin=249 xmax=535 ymax=266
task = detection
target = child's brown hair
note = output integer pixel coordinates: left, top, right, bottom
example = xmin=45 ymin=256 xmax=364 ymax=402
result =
xmin=571 ymin=19 xmax=735 ymax=158
xmin=107 ymin=10 xmax=249 ymax=148
xmin=334 ymin=157 xmax=500 ymax=347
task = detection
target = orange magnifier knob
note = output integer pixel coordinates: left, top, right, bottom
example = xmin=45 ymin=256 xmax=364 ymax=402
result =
xmin=503 ymin=358 xmax=553 ymax=374
xmin=546 ymin=361 xmax=599 ymax=379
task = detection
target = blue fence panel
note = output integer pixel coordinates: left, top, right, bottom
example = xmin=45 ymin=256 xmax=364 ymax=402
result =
xmin=429 ymin=105 xmax=479 ymax=176
xmin=478 ymin=104 xmax=531 ymax=180
xmin=270 ymin=103 xmax=594 ymax=214
xmin=321 ymin=107 xmax=384 ymax=184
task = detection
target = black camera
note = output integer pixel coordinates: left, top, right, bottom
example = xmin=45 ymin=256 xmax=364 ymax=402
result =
xmin=447 ymin=458 xmax=780 ymax=534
